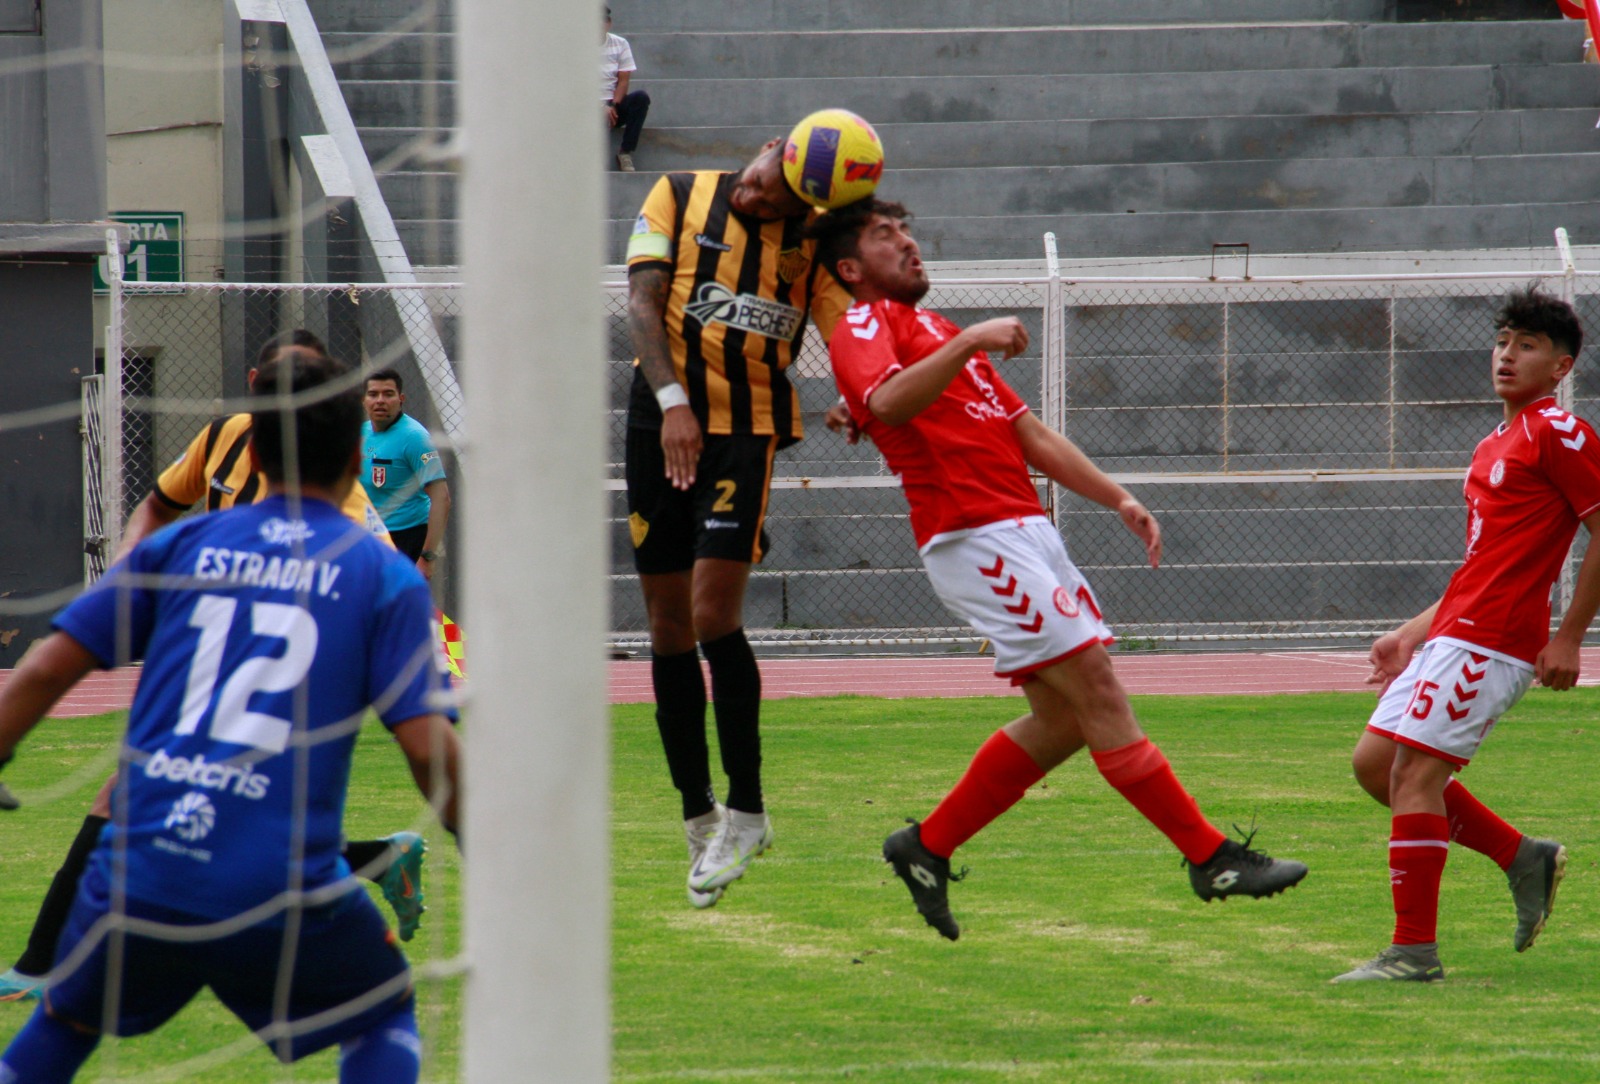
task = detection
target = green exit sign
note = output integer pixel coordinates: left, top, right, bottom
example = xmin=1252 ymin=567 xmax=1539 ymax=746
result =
xmin=94 ymin=212 xmax=185 ymax=294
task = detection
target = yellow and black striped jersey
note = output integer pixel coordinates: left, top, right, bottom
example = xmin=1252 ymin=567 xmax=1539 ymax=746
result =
xmin=155 ymin=413 xmax=392 ymax=542
xmin=625 ymin=170 xmax=851 ymax=447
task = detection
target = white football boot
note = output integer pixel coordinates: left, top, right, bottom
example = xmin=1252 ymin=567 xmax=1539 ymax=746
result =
xmin=689 ymin=808 xmax=774 ymax=893
xmin=685 ymin=806 xmax=725 ymax=908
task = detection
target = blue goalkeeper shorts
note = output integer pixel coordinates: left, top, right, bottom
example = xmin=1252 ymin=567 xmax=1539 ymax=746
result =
xmin=44 ymin=865 xmax=413 ymax=1063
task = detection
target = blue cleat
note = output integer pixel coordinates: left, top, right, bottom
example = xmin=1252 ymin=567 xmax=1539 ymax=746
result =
xmin=378 ymin=832 xmax=427 ymax=941
xmin=0 ymin=968 xmax=43 ymax=1002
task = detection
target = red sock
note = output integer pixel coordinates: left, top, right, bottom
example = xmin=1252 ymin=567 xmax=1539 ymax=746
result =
xmin=1390 ymin=812 xmax=1450 ymax=945
xmin=1091 ymin=738 xmax=1226 ymax=864
xmin=1443 ymin=777 xmax=1522 ymax=871
xmin=919 ymin=729 xmax=1046 ymax=858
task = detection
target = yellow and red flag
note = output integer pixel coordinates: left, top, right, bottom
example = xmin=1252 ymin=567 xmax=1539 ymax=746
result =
xmin=436 ymin=611 xmax=466 ymax=679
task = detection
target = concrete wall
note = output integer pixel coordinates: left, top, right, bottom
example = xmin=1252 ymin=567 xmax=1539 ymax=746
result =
xmin=0 ymin=0 xmax=107 ymax=654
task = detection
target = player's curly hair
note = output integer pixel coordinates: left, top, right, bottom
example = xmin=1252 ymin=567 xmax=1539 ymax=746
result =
xmin=805 ymin=197 xmax=911 ymax=283
xmin=1496 ymin=286 xmax=1583 ymax=359
xmin=250 ymin=350 xmax=364 ymax=488
xmin=254 ymin=328 xmax=328 ymax=370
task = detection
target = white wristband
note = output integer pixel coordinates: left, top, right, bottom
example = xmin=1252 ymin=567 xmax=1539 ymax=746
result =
xmin=655 ymin=383 xmax=690 ymax=412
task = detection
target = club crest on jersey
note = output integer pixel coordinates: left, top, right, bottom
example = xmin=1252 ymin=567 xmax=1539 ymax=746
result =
xmin=777 ymin=246 xmax=808 ymax=284
xmin=258 ymin=517 xmax=315 ymax=546
xmin=683 ymin=281 xmax=802 ymax=340
xmin=1489 ymin=459 xmax=1506 ymax=487
xmin=372 ymin=465 xmax=387 ymax=487
xmin=1053 ymin=587 xmax=1080 ymax=618
xmin=164 ymin=792 xmax=217 ymax=843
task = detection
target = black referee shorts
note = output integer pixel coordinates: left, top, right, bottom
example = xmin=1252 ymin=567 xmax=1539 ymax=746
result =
xmin=624 ymin=428 xmax=779 ymax=575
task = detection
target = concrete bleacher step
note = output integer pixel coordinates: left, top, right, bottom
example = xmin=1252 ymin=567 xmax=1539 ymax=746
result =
xmin=604 ymin=152 xmax=1600 ymax=220
xmin=632 ymin=20 xmax=1580 ymax=80
xmin=627 ymin=108 xmax=1600 ymax=172
xmin=891 ymin=200 xmax=1600 ymax=261
xmin=325 ymin=31 xmax=455 ymax=82
xmin=619 ymin=63 xmax=1597 ymax=128
xmin=337 ymin=80 xmax=456 ymax=128
xmin=607 ymin=0 xmax=1392 ymax=32
xmin=304 ymin=0 xmax=453 ymax=33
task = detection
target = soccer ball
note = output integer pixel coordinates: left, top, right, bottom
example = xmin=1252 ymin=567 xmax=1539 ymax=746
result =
xmin=782 ymin=109 xmax=884 ymax=210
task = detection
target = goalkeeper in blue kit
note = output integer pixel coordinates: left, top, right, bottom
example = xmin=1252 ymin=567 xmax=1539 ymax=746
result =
xmin=0 ymin=351 xmax=460 ymax=1082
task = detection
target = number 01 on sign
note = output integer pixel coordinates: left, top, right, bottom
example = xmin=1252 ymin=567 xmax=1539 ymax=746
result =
xmin=94 ymin=212 xmax=186 ymax=295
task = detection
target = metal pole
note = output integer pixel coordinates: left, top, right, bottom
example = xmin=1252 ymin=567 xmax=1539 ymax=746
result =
xmin=1555 ymin=227 xmax=1579 ymax=616
xmin=1042 ymin=232 xmax=1062 ymax=523
xmin=459 ymin=0 xmax=608 ymax=1080
xmin=103 ymin=228 xmax=126 ymax=558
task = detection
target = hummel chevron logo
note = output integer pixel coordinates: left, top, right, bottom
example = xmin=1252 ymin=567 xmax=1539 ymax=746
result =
xmin=910 ymin=863 xmax=939 ymax=889
xmin=846 ymin=306 xmax=879 ymax=339
xmin=978 ymin=555 xmax=1005 ymax=579
xmin=1447 ymin=702 xmax=1470 ymax=721
xmin=990 ymin=575 xmax=1019 ymax=598
xmin=1003 ymin=594 xmax=1032 ymax=615
xmin=1453 ymin=683 xmax=1478 ymax=702
xmin=1562 ymin=432 xmax=1587 ymax=452
xmin=1546 ymin=412 xmax=1578 ymax=432
xmin=1462 ymin=659 xmax=1488 ymax=682
xmin=1018 ymin=613 xmax=1044 ymax=634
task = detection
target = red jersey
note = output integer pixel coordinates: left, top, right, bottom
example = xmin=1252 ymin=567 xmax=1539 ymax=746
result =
xmin=828 ymin=299 xmax=1041 ymax=549
xmin=1429 ymin=396 xmax=1600 ymax=664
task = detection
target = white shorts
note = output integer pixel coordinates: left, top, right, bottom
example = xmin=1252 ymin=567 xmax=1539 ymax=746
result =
xmin=922 ymin=517 xmax=1113 ymax=685
xmin=1365 ymin=638 xmax=1534 ymax=766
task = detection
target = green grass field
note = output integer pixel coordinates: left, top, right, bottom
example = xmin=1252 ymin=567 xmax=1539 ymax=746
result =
xmin=4 ymin=688 xmax=1600 ymax=1081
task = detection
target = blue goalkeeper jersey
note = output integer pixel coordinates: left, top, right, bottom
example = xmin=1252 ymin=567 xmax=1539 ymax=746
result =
xmin=53 ymin=494 xmax=456 ymax=920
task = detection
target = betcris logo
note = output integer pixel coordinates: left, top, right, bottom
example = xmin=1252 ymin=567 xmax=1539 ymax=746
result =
xmin=145 ymin=749 xmax=271 ymax=800
xmin=259 ymin=517 xmax=315 ymax=546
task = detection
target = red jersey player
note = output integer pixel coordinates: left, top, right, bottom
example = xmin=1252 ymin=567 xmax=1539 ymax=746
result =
xmin=1333 ymin=287 xmax=1596 ymax=983
xmin=809 ymin=199 xmax=1307 ymax=940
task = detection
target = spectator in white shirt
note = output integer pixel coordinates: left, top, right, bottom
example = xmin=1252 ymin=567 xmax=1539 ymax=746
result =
xmin=602 ymin=7 xmax=651 ymax=172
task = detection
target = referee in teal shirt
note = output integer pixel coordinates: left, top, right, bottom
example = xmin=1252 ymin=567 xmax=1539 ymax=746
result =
xmin=361 ymin=369 xmax=452 ymax=579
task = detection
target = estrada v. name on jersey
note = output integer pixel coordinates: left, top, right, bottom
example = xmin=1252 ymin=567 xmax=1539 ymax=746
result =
xmin=191 ymin=547 xmax=343 ymax=596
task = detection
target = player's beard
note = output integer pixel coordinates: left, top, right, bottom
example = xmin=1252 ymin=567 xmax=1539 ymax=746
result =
xmin=887 ymin=269 xmax=930 ymax=306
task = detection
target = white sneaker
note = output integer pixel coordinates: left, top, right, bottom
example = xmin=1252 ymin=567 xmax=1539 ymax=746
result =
xmin=685 ymin=806 xmax=725 ymax=909
xmin=689 ymin=808 xmax=773 ymax=893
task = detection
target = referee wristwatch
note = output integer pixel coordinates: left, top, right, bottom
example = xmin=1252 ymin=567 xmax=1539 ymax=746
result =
xmin=420 ymin=550 xmax=439 ymax=562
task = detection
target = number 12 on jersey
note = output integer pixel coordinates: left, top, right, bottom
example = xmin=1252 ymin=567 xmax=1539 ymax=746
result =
xmin=176 ymin=594 xmax=319 ymax=755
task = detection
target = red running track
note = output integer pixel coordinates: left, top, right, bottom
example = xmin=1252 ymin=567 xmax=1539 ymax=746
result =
xmin=16 ymin=648 xmax=1600 ymax=717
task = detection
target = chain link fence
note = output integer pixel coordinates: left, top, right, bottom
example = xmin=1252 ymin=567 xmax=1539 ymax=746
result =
xmin=101 ymin=280 xmax=464 ymax=606
xmin=101 ymin=268 xmax=1600 ymax=652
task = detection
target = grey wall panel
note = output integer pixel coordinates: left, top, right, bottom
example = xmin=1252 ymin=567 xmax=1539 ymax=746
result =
xmin=0 ymin=0 xmax=37 ymax=32
xmin=0 ymin=263 xmax=93 ymax=659
xmin=0 ymin=38 xmax=46 ymax=220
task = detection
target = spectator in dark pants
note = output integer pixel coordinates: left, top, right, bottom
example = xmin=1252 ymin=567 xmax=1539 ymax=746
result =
xmin=602 ymin=6 xmax=650 ymax=172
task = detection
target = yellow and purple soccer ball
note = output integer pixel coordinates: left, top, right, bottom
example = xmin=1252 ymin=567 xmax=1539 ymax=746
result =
xmin=782 ymin=109 xmax=884 ymax=210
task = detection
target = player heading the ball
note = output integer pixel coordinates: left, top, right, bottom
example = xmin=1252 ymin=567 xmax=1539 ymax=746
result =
xmin=810 ymin=198 xmax=1307 ymax=942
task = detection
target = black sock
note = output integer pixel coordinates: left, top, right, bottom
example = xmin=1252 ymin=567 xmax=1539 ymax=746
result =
xmin=700 ymin=628 xmax=763 ymax=814
xmin=14 ymin=814 xmax=108 ymax=977
xmin=652 ymin=648 xmax=715 ymax=820
xmin=344 ymin=839 xmax=394 ymax=883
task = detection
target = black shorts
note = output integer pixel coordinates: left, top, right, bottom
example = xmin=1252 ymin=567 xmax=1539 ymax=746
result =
xmin=388 ymin=523 xmax=427 ymax=563
xmin=624 ymin=428 xmax=779 ymax=575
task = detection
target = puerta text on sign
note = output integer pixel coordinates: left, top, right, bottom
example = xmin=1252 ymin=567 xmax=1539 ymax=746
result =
xmin=94 ymin=212 xmax=185 ymax=294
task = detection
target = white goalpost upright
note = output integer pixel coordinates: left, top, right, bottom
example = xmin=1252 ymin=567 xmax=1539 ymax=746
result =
xmin=459 ymin=1 xmax=609 ymax=1080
